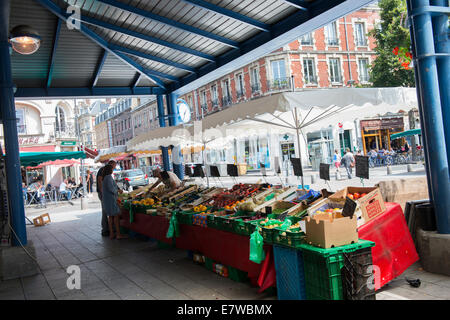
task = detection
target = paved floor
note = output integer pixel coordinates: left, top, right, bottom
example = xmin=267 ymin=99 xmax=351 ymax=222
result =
xmin=2 ymin=177 xmax=448 ymax=300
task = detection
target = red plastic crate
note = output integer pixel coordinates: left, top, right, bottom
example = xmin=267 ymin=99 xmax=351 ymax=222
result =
xmin=358 ymin=202 xmax=419 ymax=290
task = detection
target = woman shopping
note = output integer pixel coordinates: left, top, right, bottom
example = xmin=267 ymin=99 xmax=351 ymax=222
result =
xmin=101 ymin=164 xmax=128 ymax=240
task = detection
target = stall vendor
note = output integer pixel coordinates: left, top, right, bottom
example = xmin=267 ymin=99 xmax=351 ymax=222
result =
xmin=147 ymin=167 xmax=181 ymax=192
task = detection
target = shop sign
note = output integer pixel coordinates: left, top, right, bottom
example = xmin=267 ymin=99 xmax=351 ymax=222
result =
xmin=360 ymin=118 xmax=404 ymax=131
xmin=61 ymin=141 xmax=77 ymax=146
xmin=18 ymin=136 xmax=42 ymax=145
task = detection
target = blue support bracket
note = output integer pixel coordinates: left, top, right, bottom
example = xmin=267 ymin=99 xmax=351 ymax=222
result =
xmin=97 ymin=0 xmax=239 ymax=48
xmin=180 ymin=0 xmax=270 ymax=32
xmin=46 ymin=18 xmax=62 ymax=88
xmin=35 ymin=0 xmax=169 ymax=90
xmin=80 ymin=15 xmax=215 ymax=62
xmin=112 ymin=44 xmax=196 ymax=73
xmin=92 ymin=49 xmax=108 ymax=87
xmin=15 ymin=86 xmax=165 ymax=98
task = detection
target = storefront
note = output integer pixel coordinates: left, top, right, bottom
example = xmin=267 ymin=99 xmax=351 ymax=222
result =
xmin=360 ymin=116 xmax=405 ymax=154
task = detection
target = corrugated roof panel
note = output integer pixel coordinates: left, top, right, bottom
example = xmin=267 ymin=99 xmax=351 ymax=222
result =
xmin=96 ymin=53 xmax=140 ymax=87
xmin=51 ymin=23 xmax=103 ymax=87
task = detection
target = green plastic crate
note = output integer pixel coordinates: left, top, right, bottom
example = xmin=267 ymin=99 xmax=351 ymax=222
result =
xmin=228 ymin=266 xmax=248 ymax=282
xmin=298 ymin=240 xmax=375 ymax=300
xmin=273 ymin=229 xmax=305 ymax=249
xmin=204 ymin=257 xmax=214 ymax=271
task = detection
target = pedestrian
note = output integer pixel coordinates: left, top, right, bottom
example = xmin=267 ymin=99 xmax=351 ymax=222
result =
xmin=333 ymin=149 xmax=341 ymax=173
xmin=87 ymin=170 xmax=94 ymax=193
xmin=97 ymin=160 xmax=117 ymax=237
xmin=340 ymin=148 xmax=355 ymax=179
xmin=101 ymin=164 xmax=128 ymax=240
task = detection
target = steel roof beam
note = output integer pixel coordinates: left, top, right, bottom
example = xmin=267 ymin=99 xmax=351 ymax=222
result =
xmin=34 ymin=0 xmax=171 ymax=89
xmin=80 ymin=15 xmax=215 ymax=62
xmin=97 ymin=0 xmax=239 ymax=48
xmin=92 ymin=49 xmax=108 ymax=87
xmin=46 ymin=18 xmax=62 ymax=88
xmin=132 ymin=73 xmax=142 ymax=88
xmin=111 ymin=44 xmax=196 ymax=73
xmin=15 ymin=86 xmax=165 ymax=98
xmin=180 ymin=0 xmax=270 ymax=32
xmin=281 ymin=0 xmax=310 ymax=10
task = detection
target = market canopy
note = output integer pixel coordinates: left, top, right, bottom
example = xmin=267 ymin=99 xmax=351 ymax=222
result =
xmin=26 ymin=159 xmax=81 ymax=169
xmin=390 ymin=128 xmax=422 ymax=140
xmin=19 ymin=151 xmax=86 ymax=167
xmin=128 ymin=87 xmax=419 ymax=151
xmin=11 ymin=0 xmax=375 ymax=98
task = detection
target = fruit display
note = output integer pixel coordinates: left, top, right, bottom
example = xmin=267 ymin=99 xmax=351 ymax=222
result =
xmin=347 ymin=192 xmax=367 ymax=200
xmin=259 ymin=218 xmax=283 ymax=229
xmin=208 ymin=184 xmax=262 ymax=209
xmin=193 ymin=205 xmax=208 ymax=212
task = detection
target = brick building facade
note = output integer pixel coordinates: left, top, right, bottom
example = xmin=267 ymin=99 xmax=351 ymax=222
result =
xmin=179 ymin=5 xmax=380 ymax=120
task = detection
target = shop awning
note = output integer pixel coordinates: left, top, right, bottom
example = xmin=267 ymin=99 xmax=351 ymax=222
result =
xmin=19 ymin=151 xmax=86 ymax=167
xmin=127 ymin=87 xmax=418 ymax=151
xmin=26 ymin=159 xmax=81 ymax=169
xmin=390 ymin=128 xmax=422 ymax=140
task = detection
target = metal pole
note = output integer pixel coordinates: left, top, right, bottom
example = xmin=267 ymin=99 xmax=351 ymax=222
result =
xmin=203 ymin=143 xmax=209 ymax=187
xmin=81 ymin=144 xmax=88 ymax=209
xmin=293 ymin=108 xmax=305 ymax=188
xmin=0 ymin=0 xmax=27 ymax=246
xmin=431 ymin=0 xmax=450 ymax=174
xmin=408 ymin=0 xmax=450 ymax=234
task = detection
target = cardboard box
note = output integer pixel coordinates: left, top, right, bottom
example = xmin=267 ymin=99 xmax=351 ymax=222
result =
xmin=329 ymin=186 xmax=386 ymax=224
xmin=304 ymin=215 xmax=358 ymax=248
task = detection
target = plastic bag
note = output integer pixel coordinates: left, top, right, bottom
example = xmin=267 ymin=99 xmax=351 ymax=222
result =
xmin=166 ymin=212 xmax=180 ymax=239
xmin=249 ymin=227 xmax=265 ymax=264
xmin=279 ymin=218 xmax=292 ymax=231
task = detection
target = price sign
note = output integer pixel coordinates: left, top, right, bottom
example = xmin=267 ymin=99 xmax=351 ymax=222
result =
xmin=260 ymin=163 xmax=267 ymax=177
xmin=210 ymin=165 xmax=220 ymax=178
xmin=319 ymin=163 xmax=330 ymax=181
xmin=227 ymin=164 xmax=238 ymax=177
xmin=274 ymin=157 xmax=281 ymax=174
xmin=184 ymin=165 xmax=193 ymax=177
xmin=193 ymin=164 xmax=205 ymax=178
xmin=355 ymin=155 xmax=369 ymax=180
xmin=342 ymin=196 xmax=357 ymax=218
xmin=290 ymin=158 xmax=303 ymax=177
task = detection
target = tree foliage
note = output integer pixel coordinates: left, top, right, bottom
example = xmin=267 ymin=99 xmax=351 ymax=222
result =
xmin=369 ymin=0 xmax=415 ymax=87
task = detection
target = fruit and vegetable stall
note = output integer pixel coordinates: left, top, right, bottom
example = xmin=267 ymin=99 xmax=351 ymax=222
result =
xmin=118 ymin=182 xmax=418 ymax=300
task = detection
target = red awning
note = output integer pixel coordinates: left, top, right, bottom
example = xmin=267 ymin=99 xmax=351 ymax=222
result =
xmin=113 ymin=153 xmax=132 ymax=161
xmin=83 ymin=147 xmax=99 ymax=159
xmin=19 ymin=145 xmax=56 ymax=152
xmin=27 ymin=159 xmax=80 ymax=169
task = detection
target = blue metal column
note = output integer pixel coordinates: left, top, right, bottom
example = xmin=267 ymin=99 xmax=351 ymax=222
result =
xmin=408 ymin=0 xmax=450 ymax=234
xmin=431 ymin=0 xmax=450 ymax=171
xmin=166 ymin=93 xmax=184 ymax=179
xmin=157 ymin=95 xmax=170 ymax=171
xmin=0 ymin=0 xmax=27 ymax=246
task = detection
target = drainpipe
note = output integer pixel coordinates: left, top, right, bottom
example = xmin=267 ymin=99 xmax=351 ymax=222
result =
xmin=343 ymin=16 xmax=354 ymax=87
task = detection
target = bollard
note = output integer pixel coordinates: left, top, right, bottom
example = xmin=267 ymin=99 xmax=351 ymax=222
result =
xmin=407 ymin=164 xmax=413 ymax=172
xmin=81 ymin=197 xmax=89 ymax=210
xmin=387 ymin=166 xmax=392 ymax=175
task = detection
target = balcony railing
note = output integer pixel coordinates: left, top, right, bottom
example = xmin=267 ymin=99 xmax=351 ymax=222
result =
xmin=267 ymin=77 xmax=291 ymax=92
xmin=251 ymin=83 xmax=261 ymax=94
xmin=330 ymin=76 xmax=343 ymax=84
xmin=17 ymin=124 xmax=26 ymax=134
xmin=54 ymin=123 xmax=76 ymax=139
xmin=236 ymin=90 xmax=245 ymax=99
xmin=327 ymin=39 xmax=339 ymax=46
xmin=200 ymin=103 xmax=208 ymax=112
xmin=304 ymin=75 xmax=318 ymax=85
xmin=222 ymin=96 xmax=232 ymax=107
xmin=211 ymin=99 xmax=219 ymax=108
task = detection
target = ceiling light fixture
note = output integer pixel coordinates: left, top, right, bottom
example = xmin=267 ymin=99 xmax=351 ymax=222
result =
xmin=9 ymin=25 xmax=41 ymax=55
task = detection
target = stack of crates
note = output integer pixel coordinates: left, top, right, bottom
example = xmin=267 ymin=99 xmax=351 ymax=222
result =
xmin=341 ymin=247 xmax=376 ymax=300
xmin=298 ymin=240 xmax=375 ymax=300
xmin=273 ymin=245 xmax=306 ymax=300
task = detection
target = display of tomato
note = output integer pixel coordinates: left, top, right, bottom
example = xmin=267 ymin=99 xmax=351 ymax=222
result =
xmin=360 ymin=193 xmax=367 ymax=198
xmin=353 ymin=192 xmax=360 ymax=200
xmin=348 ymin=194 xmax=354 ymax=200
